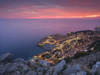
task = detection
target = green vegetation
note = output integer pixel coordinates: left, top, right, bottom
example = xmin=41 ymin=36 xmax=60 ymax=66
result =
xmin=88 ymin=40 xmax=100 ymax=51
xmin=64 ymin=56 xmax=71 ymax=63
xmin=73 ymin=51 xmax=89 ymax=59
xmin=73 ymin=40 xmax=100 ymax=59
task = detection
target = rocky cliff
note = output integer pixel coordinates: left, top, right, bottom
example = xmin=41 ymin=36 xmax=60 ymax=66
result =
xmin=0 ymin=50 xmax=100 ymax=75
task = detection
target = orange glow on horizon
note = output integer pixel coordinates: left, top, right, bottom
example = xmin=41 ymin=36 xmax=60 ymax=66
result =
xmin=2 ymin=15 xmax=100 ymax=19
xmin=0 ymin=7 xmax=100 ymax=19
xmin=0 ymin=0 xmax=100 ymax=19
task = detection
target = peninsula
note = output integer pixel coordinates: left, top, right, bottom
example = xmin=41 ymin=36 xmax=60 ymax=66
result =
xmin=32 ymin=30 xmax=100 ymax=64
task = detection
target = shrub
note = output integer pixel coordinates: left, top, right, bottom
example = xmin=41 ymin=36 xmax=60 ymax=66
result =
xmin=64 ymin=56 xmax=71 ymax=63
xmin=74 ymin=51 xmax=89 ymax=59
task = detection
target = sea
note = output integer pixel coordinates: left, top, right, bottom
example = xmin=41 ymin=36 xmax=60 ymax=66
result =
xmin=0 ymin=18 xmax=100 ymax=60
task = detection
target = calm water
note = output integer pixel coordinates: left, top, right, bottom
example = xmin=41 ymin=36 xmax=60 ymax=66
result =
xmin=0 ymin=18 xmax=100 ymax=59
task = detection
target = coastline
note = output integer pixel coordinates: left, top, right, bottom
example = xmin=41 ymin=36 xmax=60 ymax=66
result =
xmin=30 ymin=30 xmax=100 ymax=64
xmin=0 ymin=28 xmax=100 ymax=75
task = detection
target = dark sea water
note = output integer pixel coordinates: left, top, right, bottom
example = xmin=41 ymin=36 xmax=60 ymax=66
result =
xmin=0 ymin=18 xmax=100 ymax=59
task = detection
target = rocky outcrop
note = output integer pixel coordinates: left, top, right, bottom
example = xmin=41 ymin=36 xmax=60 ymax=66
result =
xmin=1 ymin=51 xmax=100 ymax=75
xmin=40 ymin=60 xmax=50 ymax=67
xmin=0 ymin=53 xmax=13 ymax=64
xmin=37 ymin=67 xmax=48 ymax=75
xmin=24 ymin=70 xmax=37 ymax=75
xmin=0 ymin=63 xmax=11 ymax=74
xmin=6 ymin=59 xmax=30 ymax=75
xmin=70 ymin=52 xmax=100 ymax=66
xmin=53 ymin=60 xmax=66 ymax=75
xmin=92 ymin=62 xmax=100 ymax=75
xmin=63 ymin=64 xmax=87 ymax=75
xmin=0 ymin=53 xmax=37 ymax=75
xmin=62 ymin=61 xmax=100 ymax=75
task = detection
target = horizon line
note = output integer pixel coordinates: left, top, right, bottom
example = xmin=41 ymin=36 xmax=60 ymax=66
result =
xmin=0 ymin=17 xmax=100 ymax=19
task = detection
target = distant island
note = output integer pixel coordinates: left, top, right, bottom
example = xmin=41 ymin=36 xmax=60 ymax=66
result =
xmin=0 ymin=27 xmax=100 ymax=75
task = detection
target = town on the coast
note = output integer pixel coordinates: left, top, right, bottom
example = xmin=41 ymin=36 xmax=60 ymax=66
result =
xmin=30 ymin=27 xmax=100 ymax=64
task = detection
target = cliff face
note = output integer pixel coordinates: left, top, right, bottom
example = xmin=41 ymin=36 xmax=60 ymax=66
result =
xmin=0 ymin=51 xmax=100 ymax=75
xmin=0 ymin=53 xmax=37 ymax=75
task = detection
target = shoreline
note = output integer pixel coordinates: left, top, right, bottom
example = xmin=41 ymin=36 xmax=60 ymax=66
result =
xmin=30 ymin=30 xmax=100 ymax=64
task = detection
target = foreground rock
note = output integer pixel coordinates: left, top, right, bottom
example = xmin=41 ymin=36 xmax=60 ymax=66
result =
xmin=53 ymin=60 xmax=66 ymax=75
xmin=0 ymin=51 xmax=100 ymax=75
xmin=63 ymin=64 xmax=87 ymax=75
xmin=39 ymin=60 xmax=50 ymax=67
xmin=92 ymin=62 xmax=100 ymax=75
xmin=0 ymin=53 xmax=37 ymax=75
xmin=0 ymin=53 xmax=13 ymax=64
xmin=24 ymin=70 xmax=37 ymax=75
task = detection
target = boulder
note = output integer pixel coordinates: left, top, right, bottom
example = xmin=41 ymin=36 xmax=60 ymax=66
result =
xmin=92 ymin=61 xmax=100 ymax=75
xmin=14 ymin=58 xmax=28 ymax=64
xmin=43 ymin=61 xmax=50 ymax=67
xmin=45 ymin=70 xmax=51 ymax=75
xmin=7 ymin=61 xmax=30 ymax=74
xmin=0 ymin=63 xmax=11 ymax=74
xmin=76 ymin=71 xmax=87 ymax=75
xmin=63 ymin=64 xmax=83 ymax=75
xmin=69 ymin=73 xmax=76 ymax=75
xmin=0 ymin=53 xmax=37 ymax=75
xmin=40 ymin=60 xmax=50 ymax=67
xmin=37 ymin=67 xmax=47 ymax=75
xmin=69 ymin=71 xmax=87 ymax=75
xmin=10 ymin=71 xmax=21 ymax=75
xmin=53 ymin=60 xmax=66 ymax=75
xmin=0 ymin=53 xmax=13 ymax=64
xmin=24 ymin=70 xmax=37 ymax=75
xmin=45 ymin=67 xmax=54 ymax=75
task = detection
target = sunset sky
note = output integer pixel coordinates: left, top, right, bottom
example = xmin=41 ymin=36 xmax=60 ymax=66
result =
xmin=0 ymin=0 xmax=100 ymax=19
